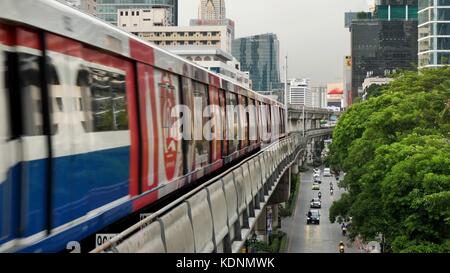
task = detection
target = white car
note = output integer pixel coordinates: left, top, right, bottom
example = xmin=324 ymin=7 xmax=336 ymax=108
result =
xmin=313 ymin=168 xmax=321 ymax=176
xmin=323 ymin=168 xmax=331 ymax=177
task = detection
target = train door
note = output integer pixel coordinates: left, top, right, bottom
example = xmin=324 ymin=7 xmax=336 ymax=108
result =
xmin=218 ymin=89 xmax=227 ymax=158
xmin=255 ymin=100 xmax=261 ymax=145
xmin=248 ymin=98 xmax=257 ymax=148
xmin=5 ymin=26 xmax=53 ymax=241
xmin=154 ymin=69 xmax=183 ymax=195
xmin=226 ymin=92 xmax=239 ymax=158
xmin=238 ymin=94 xmax=248 ymax=151
xmin=208 ymin=85 xmax=222 ymax=171
xmin=45 ymin=33 xmax=86 ymax=228
xmin=134 ymin=63 xmax=159 ymax=208
xmin=0 ymin=23 xmax=21 ymax=247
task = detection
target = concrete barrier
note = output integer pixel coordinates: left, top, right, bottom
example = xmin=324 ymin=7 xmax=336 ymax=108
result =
xmin=248 ymin=159 xmax=260 ymax=195
xmin=186 ymin=190 xmax=215 ymax=253
xmin=160 ymin=203 xmax=195 ymax=253
xmin=222 ymin=172 xmax=238 ymax=241
xmin=241 ymin=163 xmax=253 ymax=206
xmin=206 ymin=180 xmax=229 ymax=252
xmin=115 ymin=220 xmax=166 ymax=253
xmin=233 ymin=167 xmax=247 ymax=215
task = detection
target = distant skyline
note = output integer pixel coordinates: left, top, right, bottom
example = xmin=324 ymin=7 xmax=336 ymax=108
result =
xmin=179 ymin=0 xmax=370 ymax=86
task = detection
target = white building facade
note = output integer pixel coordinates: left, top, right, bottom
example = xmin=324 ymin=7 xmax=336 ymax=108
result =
xmin=169 ymin=48 xmax=251 ymax=89
xmin=118 ymin=8 xmax=171 ymax=28
xmin=119 ymin=24 xmax=234 ymax=54
xmin=289 ymin=79 xmax=312 ymax=107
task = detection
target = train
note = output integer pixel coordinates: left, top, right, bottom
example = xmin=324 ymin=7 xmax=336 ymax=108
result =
xmin=0 ymin=0 xmax=286 ymax=253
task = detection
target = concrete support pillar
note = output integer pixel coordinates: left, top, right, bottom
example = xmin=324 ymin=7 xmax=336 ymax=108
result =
xmin=269 ymin=171 xmax=291 ymax=204
xmin=271 ymin=204 xmax=279 ymax=230
xmin=255 ymin=208 xmax=268 ymax=243
xmin=291 ymin=161 xmax=299 ymax=175
xmin=307 ymin=141 xmax=314 ymax=164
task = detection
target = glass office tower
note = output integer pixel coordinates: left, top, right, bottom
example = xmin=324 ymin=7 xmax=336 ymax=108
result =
xmin=418 ymin=0 xmax=450 ymax=67
xmin=232 ymin=33 xmax=281 ymax=92
xmin=348 ymin=0 xmax=418 ymax=101
xmin=97 ymin=0 xmax=178 ymax=26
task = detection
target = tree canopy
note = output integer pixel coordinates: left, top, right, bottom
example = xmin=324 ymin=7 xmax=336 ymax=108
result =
xmin=328 ymin=68 xmax=450 ymax=253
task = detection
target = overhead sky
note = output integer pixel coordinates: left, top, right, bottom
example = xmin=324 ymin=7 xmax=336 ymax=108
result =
xmin=179 ymin=0 xmax=370 ymax=86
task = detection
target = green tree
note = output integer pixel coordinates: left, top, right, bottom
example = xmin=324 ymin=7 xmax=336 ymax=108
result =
xmin=329 ymin=68 xmax=450 ymax=253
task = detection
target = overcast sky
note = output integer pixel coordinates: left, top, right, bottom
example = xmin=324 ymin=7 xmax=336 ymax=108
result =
xmin=179 ymin=0 xmax=370 ymax=86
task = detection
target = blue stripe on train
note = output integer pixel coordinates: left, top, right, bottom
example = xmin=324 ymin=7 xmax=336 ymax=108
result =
xmin=22 ymin=146 xmax=130 ymax=237
xmin=0 ymin=146 xmax=131 ymax=252
xmin=0 ymin=164 xmax=21 ymax=245
xmin=17 ymin=199 xmax=132 ymax=253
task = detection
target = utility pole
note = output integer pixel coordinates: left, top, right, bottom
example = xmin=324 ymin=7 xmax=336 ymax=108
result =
xmin=303 ymin=82 xmax=306 ymax=137
xmin=284 ymin=55 xmax=289 ymax=134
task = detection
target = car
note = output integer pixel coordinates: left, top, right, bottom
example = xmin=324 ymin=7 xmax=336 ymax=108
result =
xmin=313 ymin=168 xmax=321 ymax=176
xmin=306 ymin=209 xmax=320 ymax=224
xmin=314 ymin=176 xmax=322 ymax=184
xmin=312 ymin=183 xmax=320 ymax=190
xmin=310 ymin=198 xmax=321 ymax=208
xmin=323 ymin=168 xmax=331 ymax=177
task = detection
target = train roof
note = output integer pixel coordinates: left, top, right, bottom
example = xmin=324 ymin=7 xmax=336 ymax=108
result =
xmin=0 ymin=0 xmax=284 ymax=107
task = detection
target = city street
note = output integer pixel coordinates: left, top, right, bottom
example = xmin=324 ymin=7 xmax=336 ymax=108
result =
xmin=282 ymin=167 xmax=362 ymax=253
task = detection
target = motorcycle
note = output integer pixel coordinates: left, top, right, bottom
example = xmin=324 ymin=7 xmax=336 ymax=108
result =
xmin=330 ymin=188 xmax=334 ymax=195
xmin=318 ymin=192 xmax=322 ymax=199
xmin=339 ymin=244 xmax=345 ymax=253
xmin=342 ymin=226 xmax=347 ymax=236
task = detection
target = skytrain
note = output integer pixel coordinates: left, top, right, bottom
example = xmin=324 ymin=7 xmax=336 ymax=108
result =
xmin=0 ymin=0 xmax=286 ymax=252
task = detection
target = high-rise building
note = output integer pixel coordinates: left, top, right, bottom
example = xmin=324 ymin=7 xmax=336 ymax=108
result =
xmin=418 ymin=0 xmax=450 ymax=68
xmin=289 ymin=79 xmax=312 ymax=107
xmin=343 ymin=56 xmax=352 ymax=108
xmin=96 ymin=0 xmax=178 ymax=26
xmin=347 ymin=0 xmax=418 ymax=102
xmin=232 ymin=33 xmax=281 ymax=92
xmin=311 ymin=86 xmax=328 ymax=109
xmin=199 ymin=0 xmax=226 ymax=20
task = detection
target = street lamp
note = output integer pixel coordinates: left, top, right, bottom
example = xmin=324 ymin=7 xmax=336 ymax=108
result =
xmin=284 ymin=55 xmax=289 ymax=134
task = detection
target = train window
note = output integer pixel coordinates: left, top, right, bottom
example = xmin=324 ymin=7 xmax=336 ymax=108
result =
xmin=17 ymin=53 xmax=44 ymax=136
xmin=78 ymin=66 xmax=128 ymax=132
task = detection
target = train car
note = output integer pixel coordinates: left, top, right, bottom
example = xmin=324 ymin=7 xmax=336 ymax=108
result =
xmin=0 ymin=0 xmax=286 ymax=253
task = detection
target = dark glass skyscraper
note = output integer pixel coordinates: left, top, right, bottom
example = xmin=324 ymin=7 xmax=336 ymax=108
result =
xmin=232 ymin=33 xmax=280 ymax=92
xmin=97 ymin=0 xmax=178 ymax=26
xmin=348 ymin=0 xmax=418 ymax=101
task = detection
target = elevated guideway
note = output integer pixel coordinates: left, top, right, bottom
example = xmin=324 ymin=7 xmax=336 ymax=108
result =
xmin=91 ymin=128 xmax=334 ymax=253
